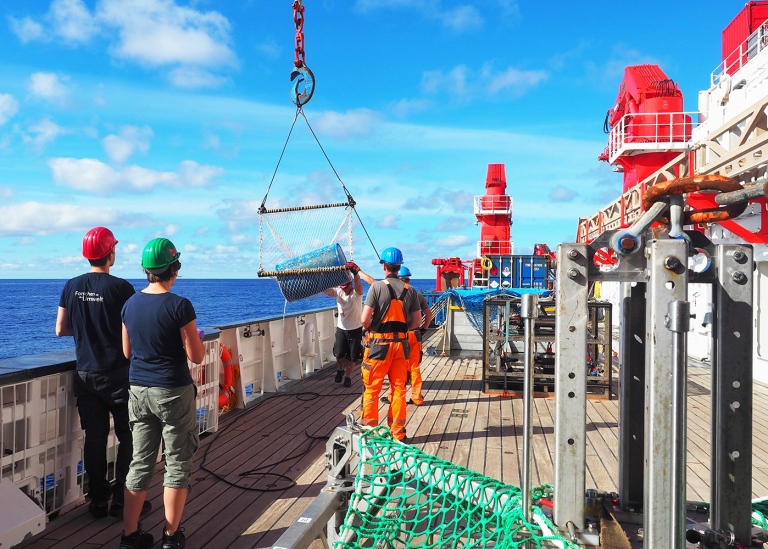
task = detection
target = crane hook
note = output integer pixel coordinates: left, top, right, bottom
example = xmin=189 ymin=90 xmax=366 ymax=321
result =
xmin=290 ymin=65 xmax=315 ymax=107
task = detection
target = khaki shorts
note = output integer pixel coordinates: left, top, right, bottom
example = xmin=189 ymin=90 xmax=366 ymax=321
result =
xmin=125 ymin=384 xmax=199 ymax=491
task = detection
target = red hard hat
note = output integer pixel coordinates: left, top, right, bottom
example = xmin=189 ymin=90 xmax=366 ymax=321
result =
xmin=82 ymin=227 xmax=118 ymax=260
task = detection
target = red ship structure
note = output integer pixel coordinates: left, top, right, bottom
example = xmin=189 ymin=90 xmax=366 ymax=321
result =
xmin=432 ymin=163 xmax=554 ymax=291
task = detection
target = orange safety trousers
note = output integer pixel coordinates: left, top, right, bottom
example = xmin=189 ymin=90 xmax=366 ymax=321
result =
xmin=406 ymin=330 xmax=423 ymax=403
xmin=361 ymin=340 xmax=408 ymax=440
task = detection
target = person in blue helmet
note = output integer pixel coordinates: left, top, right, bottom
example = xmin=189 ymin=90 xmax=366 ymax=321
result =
xmin=360 ymin=247 xmax=421 ymax=442
xmin=397 ymin=266 xmax=432 ymax=405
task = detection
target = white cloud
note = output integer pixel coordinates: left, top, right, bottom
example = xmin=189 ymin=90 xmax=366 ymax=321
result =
xmin=550 ymin=185 xmax=578 ymax=202
xmin=168 ymin=67 xmax=228 ymax=89
xmin=48 ymin=157 xmax=224 ymax=194
xmin=22 ymin=118 xmax=66 ymax=149
xmin=485 ymin=66 xmax=549 ymax=95
xmin=355 ymin=1 xmax=486 ymax=32
xmin=8 ymin=16 xmax=44 ymax=43
xmin=0 ymin=185 xmax=13 ymax=199
xmin=28 ymin=72 xmax=69 ymax=100
xmin=102 ymin=125 xmax=153 ymax=163
xmin=435 ymin=234 xmax=471 ymax=247
xmin=256 ymin=39 xmax=280 ymax=60
xmin=0 ymin=201 xmax=127 ymax=236
xmin=389 ymin=98 xmax=430 ymax=118
xmin=50 ymin=0 xmax=98 ymax=43
xmin=165 ymin=223 xmax=180 ymax=236
xmin=16 ymin=236 xmax=36 ymax=246
xmin=0 ymin=94 xmax=20 ymax=126
xmin=97 ymin=0 xmax=235 ymax=67
xmin=314 ymin=108 xmax=380 ymax=139
xmin=12 ymin=0 xmax=237 ymax=88
xmin=438 ymin=6 xmax=483 ymax=32
xmin=377 ymin=214 xmax=400 ymax=229
xmin=423 ymin=62 xmax=549 ymax=101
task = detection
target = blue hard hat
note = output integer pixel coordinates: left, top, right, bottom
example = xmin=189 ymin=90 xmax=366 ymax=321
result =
xmin=379 ymin=247 xmax=403 ymax=265
xmin=398 ymin=266 xmax=412 ymax=278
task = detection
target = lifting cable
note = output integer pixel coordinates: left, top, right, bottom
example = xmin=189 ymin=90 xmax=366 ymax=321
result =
xmin=257 ymin=0 xmax=379 ymax=260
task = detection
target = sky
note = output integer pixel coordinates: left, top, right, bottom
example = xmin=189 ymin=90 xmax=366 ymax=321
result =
xmin=0 ymin=0 xmax=747 ymax=279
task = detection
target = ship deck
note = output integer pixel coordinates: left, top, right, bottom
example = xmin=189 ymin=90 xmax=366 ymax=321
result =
xmin=16 ymin=329 xmax=768 ymax=549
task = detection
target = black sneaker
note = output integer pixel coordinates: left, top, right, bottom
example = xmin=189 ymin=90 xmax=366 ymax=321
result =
xmin=334 ymin=370 xmax=344 ymax=383
xmin=162 ymin=527 xmax=186 ymax=549
xmin=110 ymin=500 xmax=152 ymax=519
xmin=119 ymin=527 xmax=154 ymax=549
xmin=343 ymin=377 xmax=352 ymax=387
xmin=380 ymin=394 xmax=390 ymax=402
xmin=88 ymin=500 xmax=109 ymax=519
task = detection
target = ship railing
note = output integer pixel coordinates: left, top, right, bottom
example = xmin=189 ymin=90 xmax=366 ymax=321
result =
xmin=713 ymin=21 xmax=768 ymax=86
xmin=473 ymin=195 xmax=512 ymax=216
xmin=604 ymin=112 xmax=696 ymax=165
xmin=475 ymin=241 xmax=514 ymax=258
xmin=0 ymin=306 xmax=338 ymax=547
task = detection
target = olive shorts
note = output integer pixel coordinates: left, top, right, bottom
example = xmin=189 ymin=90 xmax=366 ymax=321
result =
xmin=125 ymin=384 xmax=199 ymax=491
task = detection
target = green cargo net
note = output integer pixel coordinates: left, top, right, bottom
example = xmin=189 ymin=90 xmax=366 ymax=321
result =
xmin=335 ymin=426 xmax=579 ymax=548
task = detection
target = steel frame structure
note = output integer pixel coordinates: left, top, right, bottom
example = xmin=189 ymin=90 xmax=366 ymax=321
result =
xmin=554 ymin=233 xmax=754 ymax=547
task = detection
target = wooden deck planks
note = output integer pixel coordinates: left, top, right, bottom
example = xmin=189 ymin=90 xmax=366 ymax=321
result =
xmin=18 ymin=325 xmax=768 ymax=549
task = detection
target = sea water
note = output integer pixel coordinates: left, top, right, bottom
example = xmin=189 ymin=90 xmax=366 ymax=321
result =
xmin=0 ymin=278 xmax=437 ymax=360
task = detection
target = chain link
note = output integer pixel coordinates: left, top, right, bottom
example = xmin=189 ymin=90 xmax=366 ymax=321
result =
xmin=293 ymin=0 xmax=305 ymax=68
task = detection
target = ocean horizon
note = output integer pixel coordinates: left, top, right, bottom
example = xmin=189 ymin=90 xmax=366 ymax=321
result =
xmin=0 ymin=278 xmax=437 ymax=360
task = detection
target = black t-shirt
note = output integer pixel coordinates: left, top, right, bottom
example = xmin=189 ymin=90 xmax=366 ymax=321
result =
xmin=121 ymin=292 xmax=196 ymax=388
xmin=59 ymin=272 xmax=136 ymax=373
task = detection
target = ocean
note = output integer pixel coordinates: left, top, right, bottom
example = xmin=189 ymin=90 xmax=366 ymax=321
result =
xmin=0 ymin=278 xmax=437 ymax=360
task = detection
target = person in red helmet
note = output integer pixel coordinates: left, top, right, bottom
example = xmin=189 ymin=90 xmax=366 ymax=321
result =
xmin=360 ymin=247 xmax=421 ymax=442
xmin=55 ymin=227 xmax=150 ymax=520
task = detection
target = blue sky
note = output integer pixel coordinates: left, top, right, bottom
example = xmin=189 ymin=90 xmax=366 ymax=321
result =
xmin=0 ymin=0 xmax=745 ymax=279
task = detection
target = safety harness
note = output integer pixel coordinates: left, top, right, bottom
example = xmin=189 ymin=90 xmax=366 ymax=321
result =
xmin=368 ymin=280 xmax=410 ymax=343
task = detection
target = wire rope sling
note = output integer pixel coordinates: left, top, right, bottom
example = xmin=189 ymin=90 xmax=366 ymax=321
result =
xmin=258 ymin=0 xmax=377 ymax=302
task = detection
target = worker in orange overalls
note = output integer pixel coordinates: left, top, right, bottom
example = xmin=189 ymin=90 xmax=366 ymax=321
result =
xmin=397 ymin=266 xmax=432 ymax=405
xmin=360 ymin=247 xmax=421 ymax=442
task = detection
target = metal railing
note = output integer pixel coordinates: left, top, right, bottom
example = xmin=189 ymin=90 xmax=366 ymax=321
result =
xmin=473 ymin=194 xmax=512 ymax=216
xmin=712 ymin=22 xmax=768 ymax=86
xmin=605 ymin=112 xmax=696 ymax=164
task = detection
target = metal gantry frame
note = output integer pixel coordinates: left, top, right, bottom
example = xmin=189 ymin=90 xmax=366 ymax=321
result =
xmin=553 ymin=232 xmax=754 ymax=547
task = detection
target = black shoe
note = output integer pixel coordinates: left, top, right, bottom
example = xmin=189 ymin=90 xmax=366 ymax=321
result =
xmin=343 ymin=376 xmax=352 ymax=387
xmin=162 ymin=527 xmax=186 ymax=549
xmin=119 ymin=527 xmax=154 ymax=549
xmin=334 ymin=370 xmax=344 ymax=383
xmin=110 ymin=500 xmax=152 ymax=519
xmin=88 ymin=500 xmax=109 ymax=519
xmin=380 ymin=395 xmax=390 ymax=402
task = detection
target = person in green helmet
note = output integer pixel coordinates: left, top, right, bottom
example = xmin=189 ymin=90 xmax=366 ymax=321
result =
xmin=119 ymin=238 xmax=205 ymax=549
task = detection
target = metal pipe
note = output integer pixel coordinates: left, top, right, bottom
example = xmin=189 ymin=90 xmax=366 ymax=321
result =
xmin=667 ymin=195 xmax=688 ymax=241
xmin=714 ymin=180 xmax=768 ymax=205
xmin=521 ymin=293 xmax=539 ymax=534
xmin=666 ymin=299 xmax=690 ymax=549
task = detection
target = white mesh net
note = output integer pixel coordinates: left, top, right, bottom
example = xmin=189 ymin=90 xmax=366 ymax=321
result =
xmin=258 ymin=203 xmax=355 ymax=302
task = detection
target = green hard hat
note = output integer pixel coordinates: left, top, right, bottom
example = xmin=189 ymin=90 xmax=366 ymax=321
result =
xmin=141 ymin=237 xmax=180 ymax=274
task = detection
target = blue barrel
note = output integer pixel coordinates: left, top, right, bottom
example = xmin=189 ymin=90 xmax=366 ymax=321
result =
xmin=275 ymin=243 xmax=351 ymax=302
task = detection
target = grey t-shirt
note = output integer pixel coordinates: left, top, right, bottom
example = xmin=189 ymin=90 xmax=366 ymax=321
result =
xmin=364 ymin=276 xmax=420 ymax=332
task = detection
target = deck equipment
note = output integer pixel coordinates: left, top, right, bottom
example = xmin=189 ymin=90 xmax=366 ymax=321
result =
xmin=257 ymin=1 xmax=377 ymax=301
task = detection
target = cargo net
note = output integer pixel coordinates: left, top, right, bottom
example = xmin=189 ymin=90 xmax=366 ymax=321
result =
xmin=258 ymin=203 xmax=354 ymax=302
xmin=335 ymin=426 xmax=578 ymax=549
xmin=432 ymin=289 xmax=554 ymax=333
